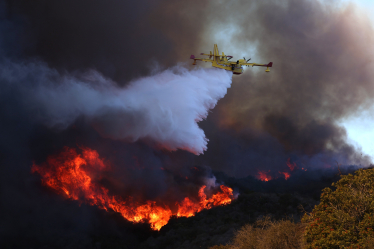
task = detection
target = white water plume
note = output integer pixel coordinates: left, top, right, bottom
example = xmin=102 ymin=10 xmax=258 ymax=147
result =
xmin=0 ymin=61 xmax=232 ymax=154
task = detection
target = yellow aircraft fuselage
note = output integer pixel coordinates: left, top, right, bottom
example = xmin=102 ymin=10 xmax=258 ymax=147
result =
xmin=190 ymin=44 xmax=272 ymax=74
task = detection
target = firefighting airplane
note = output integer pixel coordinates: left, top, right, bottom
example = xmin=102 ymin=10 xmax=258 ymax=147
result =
xmin=190 ymin=44 xmax=273 ymax=75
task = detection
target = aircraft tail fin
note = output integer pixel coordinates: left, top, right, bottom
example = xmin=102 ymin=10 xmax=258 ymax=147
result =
xmin=214 ymin=44 xmax=219 ymax=57
xmin=190 ymin=55 xmax=195 ymax=59
xmin=265 ymin=62 xmax=273 ymax=72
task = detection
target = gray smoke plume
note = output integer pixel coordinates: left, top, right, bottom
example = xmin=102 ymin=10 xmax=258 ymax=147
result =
xmin=194 ymin=0 xmax=374 ymax=176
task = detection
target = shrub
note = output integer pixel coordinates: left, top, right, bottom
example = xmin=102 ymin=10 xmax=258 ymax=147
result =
xmin=210 ymin=216 xmax=304 ymax=249
xmin=302 ymin=168 xmax=374 ymax=248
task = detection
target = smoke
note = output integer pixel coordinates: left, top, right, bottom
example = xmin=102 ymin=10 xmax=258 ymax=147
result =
xmin=6 ymin=0 xmax=209 ymax=83
xmin=194 ymin=0 xmax=374 ymax=176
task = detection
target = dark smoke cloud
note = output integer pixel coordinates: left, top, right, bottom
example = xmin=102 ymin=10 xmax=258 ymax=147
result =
xmin=194 ymin=0 xmax=373 ymax=176
xmin=7 ymin=0 xmax=208 ymax=83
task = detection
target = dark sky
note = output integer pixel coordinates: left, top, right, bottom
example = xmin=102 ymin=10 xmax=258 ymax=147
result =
xmin=1 ymin=0 xmax=374 ymax=246
xmin=4 ymin=0 xmax=209 ymax=82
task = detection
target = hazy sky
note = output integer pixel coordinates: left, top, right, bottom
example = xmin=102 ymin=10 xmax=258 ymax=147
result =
xmin=209 ymin=0 xmax=374 ymax=161
xmin=339 ymin=0 xmax=374 ymax=159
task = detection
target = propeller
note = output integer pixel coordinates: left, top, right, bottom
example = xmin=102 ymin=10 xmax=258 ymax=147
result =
xmin=244 ymin=57 xmax=251 ymax=62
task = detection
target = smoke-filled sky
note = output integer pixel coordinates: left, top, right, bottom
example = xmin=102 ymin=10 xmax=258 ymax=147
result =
xmin=193 ymin=0 xmax=374 ymax=175
xmin=2 ymin=0 xmax=374 ymax=180
xmin=1 ymin=0 xmax=374 ymax=245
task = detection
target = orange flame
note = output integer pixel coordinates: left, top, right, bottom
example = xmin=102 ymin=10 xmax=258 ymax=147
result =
xmin=31 ymin=147 xmax=234 ymax=230
xmin=257 ymin=170 xmax=272 ymax=181
xmin=176 ymin=185 xmax=233 ymax=217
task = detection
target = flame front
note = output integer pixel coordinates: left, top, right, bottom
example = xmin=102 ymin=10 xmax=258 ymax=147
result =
xmin=176 ymin=185 xmax=233 ymax=217
xmin=31 ymin=147 xmax=234 ymax=230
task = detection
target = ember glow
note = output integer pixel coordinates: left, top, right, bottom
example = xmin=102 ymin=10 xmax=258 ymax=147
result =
xmin=256 ymin=159 xmax=308 ymax=181
xmin=31 ymin=147 xmax=234 ymax=230
xmin=286 ymin=158 xmax=297 ymax=171
xmin=279 ymin=171 xmax=291 ymax=180
xmin=287 ymin=158 xmax=307 ymax=172
xmin=257 ymin=170 xmax=272 ymax=182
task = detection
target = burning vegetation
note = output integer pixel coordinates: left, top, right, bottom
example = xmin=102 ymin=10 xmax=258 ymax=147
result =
xmin=256 ymin=158 xmax=307 ymax=182
xmin=257 ymin=170 xmax=273 ymax=182
xmin=32 ymin=147 xmax=234 ymax=230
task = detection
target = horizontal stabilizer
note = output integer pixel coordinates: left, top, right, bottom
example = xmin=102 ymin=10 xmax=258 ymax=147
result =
xmin=253 ymin=62 xmax=274 ymax=67
xmin=200 ymin=53 xmax=233 ymax=58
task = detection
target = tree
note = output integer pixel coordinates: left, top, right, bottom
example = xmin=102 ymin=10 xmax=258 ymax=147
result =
xmin=210 ymin=216 xmax=304 ymax=249
xmin=302 ymin=168 xmax=374 ymax=249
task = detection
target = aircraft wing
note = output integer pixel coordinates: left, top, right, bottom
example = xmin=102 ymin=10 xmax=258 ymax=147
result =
xmin=241 ymin=62 xmax=273 ymax=68
xmin=190 ymin=55 xmax=214 ymax=65
xmin=200 ymin=53 xmax=233 ymax=58
xmin=241 ymin=62 xmax=273 ymax=72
